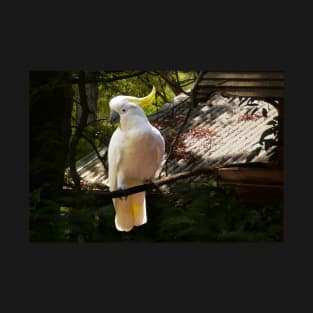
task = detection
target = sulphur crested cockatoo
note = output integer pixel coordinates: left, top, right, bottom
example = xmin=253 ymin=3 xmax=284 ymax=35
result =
xmin=108 ymin=86 xmax=165 ymax=232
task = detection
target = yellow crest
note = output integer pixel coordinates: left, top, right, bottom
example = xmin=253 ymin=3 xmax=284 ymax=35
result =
xmin=127 ymin=86 xmax=156 ymax=107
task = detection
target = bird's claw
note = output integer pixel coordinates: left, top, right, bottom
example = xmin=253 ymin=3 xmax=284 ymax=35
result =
xmin=117 ymin=187 xmax=128 ymax=200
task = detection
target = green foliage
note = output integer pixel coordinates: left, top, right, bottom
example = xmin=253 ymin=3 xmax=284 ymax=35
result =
xmin=247 ymin=116 xmax=279 ymax=163
xmin=95 ymin=71 xmax=195 ymax=120
xmin=152 ymin=181 xmax=281 ymax=242
xmin=237 ymin=97 xmax=280 ymax=163
xmin=71 ymin=71 xmax=196 ymax=167
xmin=30 ymin=178 xmax=282 ymax=242
xmin=30 ymin=196 xmax=117 ymax=242
xmin=67 ymin=120 xmax=114 ymax=165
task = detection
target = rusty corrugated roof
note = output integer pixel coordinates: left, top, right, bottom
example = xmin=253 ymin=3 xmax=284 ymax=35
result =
xmin=66 ymin=91 xmax=278 ymax=186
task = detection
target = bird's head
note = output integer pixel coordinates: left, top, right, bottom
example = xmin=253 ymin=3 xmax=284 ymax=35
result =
xmin=108 ymin=86 xmax=156 ymax=126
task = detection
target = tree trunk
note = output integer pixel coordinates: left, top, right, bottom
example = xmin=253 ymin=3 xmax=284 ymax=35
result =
xmin=85 ymin=71 xmax=98 ymax=124
xmin=68 ymin=71 xmax=89 ymax=190
xmin=157 ymin=71 xmax=184 ymax=95
xmin=30 ymin=71 xmax=73 ymax=198
xmin=76 ymin=71 xmax=98 ymax=125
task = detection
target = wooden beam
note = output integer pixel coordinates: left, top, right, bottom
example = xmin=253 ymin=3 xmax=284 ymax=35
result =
xmin=196 ymin=86 xmax=283 ymax=91
xmin=195 ymin=88 xmax=284 ymax=99
xmin=216 ymin=167 xmax=283 ymax=185
xmin=198 ymin=80 xmax=284 ymax=87
xmin=221 ymin=90 xmax=284 ymax=99
xmin=201 ymin=77 xmax=284 ymax=81
xmin=202 ymin=72 xmax=284 ymax=80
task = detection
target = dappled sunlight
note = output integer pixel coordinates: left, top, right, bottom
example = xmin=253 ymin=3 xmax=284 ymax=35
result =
xmin=70 ymin=92 xmax=279 ymax=187
xmin=157 ymin=93 xmax=278 ymax=176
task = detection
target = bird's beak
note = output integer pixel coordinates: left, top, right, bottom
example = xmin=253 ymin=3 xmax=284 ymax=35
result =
xmin=109 ymin=111 xmax=120 ymax=124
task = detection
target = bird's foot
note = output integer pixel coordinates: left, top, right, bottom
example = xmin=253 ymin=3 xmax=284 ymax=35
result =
xmin=117 ymin=185 xmax=128 ymax=200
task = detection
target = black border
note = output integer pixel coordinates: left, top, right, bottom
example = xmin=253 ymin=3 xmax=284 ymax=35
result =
xmin=3 ymin=2 xmax=312 ymax=311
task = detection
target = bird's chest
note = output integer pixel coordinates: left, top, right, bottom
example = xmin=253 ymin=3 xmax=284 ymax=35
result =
xmin=122 ymin=131 xmax=155 ymax=159
xmin=119 ymin=131 xmax=159 ymax=179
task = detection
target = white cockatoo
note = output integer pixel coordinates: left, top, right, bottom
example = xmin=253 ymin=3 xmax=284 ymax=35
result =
xmin=108 ymin=86 xmax=165 ymax=232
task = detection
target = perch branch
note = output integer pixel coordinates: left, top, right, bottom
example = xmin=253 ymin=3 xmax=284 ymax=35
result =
xmin=60 ymin=167 xmax=216 ymax=203
xmin=109 ymin=167 xmax=215 ymax=198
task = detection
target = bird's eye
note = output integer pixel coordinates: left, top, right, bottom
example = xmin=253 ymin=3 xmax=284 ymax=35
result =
xmin=121 ymin=108 xmax=127 ymax=113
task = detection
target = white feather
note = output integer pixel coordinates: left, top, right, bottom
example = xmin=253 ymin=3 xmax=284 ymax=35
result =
xmin=108 ymin=95 xmax=165 ymax=231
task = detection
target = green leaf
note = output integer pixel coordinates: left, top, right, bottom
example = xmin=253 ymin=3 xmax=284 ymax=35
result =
xmin=263 ymin=139 xmax=276 ymax=151
xmin=162 ymin=216 xmax=196 ymax=227
xmin=60 ymin=206 xmax=71 ymax=213
xmin=246 ymin=210 xmax=261 ymax=227
xmin=246 ymin=147 xmax=262 ymax=162
xmin=262 ymin=108 xmax=268 ymax=117
xmin=268 ymin=149 xmax=279 ymax=162
xmin=266 ymin=120 xmax=277 ymax=126
xmin=259 ymin=127 xmax=274 ymax=142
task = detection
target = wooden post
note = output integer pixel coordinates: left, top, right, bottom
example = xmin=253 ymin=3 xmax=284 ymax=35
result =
xmin=277 ymin=99 xmax=284 ymax=169
xmin=277 ymin=98 xmax=284 ymax=241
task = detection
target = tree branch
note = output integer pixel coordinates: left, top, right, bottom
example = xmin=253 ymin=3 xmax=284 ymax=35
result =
xmin=157 ymin=72 xmax=205 ymax=176
xmin=81 ymin=132 xmax=108 ymax=170
xmin=70 ymin=71 xmax=146 ymax=84
xmin=60 ymin=167 xmax=216 ymax=203
xmin=191 ymin=71 xmax=205 ymax=107
xmin=157 ymin=71 xmax=185 ymax=95
xmin=68 ymin=71 xmax=89 ymax=190
xmin=159 ymin=96 xmax=192 ymax=176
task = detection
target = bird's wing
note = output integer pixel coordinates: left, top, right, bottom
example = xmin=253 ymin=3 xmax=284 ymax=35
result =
xmin=151 ymin=126 xmax=166 ymax=166
xmin=108 ymin=128 xmax=147 ymax=231
xmin=108 ymin=128 xmax=122 ymax=192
